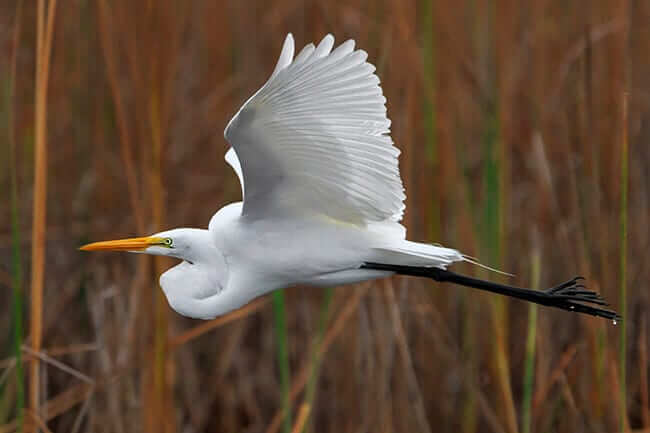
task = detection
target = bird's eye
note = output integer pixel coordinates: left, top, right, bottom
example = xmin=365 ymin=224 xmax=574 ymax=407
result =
xmin=164 ymin=238 xmax=173 ymax=247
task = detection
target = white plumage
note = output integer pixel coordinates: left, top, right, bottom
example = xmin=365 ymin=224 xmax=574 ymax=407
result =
xmin=81 ymin=34 xmax=619 ymax=322
xmin=197 ymin=33 xmax=460 ymax=318
xmin=224 ymin=33 xmax=405 ymax=224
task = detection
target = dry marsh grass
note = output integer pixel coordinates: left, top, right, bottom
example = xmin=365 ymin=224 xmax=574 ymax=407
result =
xmin=1 ymin=1 xmax=649 ymax=432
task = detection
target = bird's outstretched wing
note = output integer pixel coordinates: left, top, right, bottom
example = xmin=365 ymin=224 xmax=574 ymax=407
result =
xmin=224 ymin=34 xmax=405 ymax=224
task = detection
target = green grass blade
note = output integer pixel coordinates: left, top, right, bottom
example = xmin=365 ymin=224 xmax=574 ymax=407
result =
xmin=272 ymin=290 xmax=291 ymax=433
xmin=521 ymin=251 xmax=541 ymax=433
xmin=481 ymin=103 xmax=501 ymax=264
xmin=420 ymin=0 xmax=439 ymax=240
xmin=482 ymin=94 xmax=517 ymax=433
xmin=9 ymin=153 xmax=25 ymax=433
xmin=302 ymin=287 xmax=334 ymax=433
xmin=4 ymin=33 xmax=25 ymax=431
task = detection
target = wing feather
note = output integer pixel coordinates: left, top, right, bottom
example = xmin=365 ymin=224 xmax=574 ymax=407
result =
xmin=224 ymin=34 xmax=405 ymax=224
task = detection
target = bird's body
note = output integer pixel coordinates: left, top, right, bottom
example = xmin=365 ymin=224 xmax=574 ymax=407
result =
xmin=159 ymin=201 xmax=456 ymax=319
xmin=81 ymin=33 xmax=620 ymax=322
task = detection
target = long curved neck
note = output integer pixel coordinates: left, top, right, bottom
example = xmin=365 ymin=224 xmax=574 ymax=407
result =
xmin=160 ymin=259 xmax=232 ymax=320
xmin=185 ymin=282 xmax=258 ymax=319
xmin=161 ymin=260 xmax=262 ymax=319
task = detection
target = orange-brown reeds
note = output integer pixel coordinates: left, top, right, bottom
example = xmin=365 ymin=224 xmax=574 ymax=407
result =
xmin=0 ymin=1 xmax=648 ymax=432
xmin=29 ymin=0 xmax=57 ymax=427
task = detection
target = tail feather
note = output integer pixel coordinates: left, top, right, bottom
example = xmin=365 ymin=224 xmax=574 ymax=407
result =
xmin=371 ymin=240 xmax=463 ymax=268
xmin=371 ymin=239 xmax=509 ymax=275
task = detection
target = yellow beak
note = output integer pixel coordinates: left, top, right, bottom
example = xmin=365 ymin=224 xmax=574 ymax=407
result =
xmin=79 ymin=236 xmax=165 ymax=252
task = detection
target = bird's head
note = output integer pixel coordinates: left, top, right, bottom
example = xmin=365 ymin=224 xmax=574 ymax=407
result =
xmin=81 ymin=228 xmax=230 ymax=319
xmin=80 ymin=228 xmax=212 ymax=263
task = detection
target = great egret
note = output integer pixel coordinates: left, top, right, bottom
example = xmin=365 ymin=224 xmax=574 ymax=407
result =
xmin=81 ymin=34 xmax=620 ymax=322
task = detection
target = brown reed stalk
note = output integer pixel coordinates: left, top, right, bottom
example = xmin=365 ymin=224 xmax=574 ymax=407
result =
xmin=96 ymin=0 xmax=145 ymax=233
xmin=618 ymin=3 xmax=631 ymax=430
xmin=149 ymin=73 xmax=169 ymax=433
xmin=147 ymin=4 xmax=185 ymax=431
xmin=385 ymin=284 xmax=432 ymax=433
xmin=29 ymin=0 xmax=57 ymax=427
xmin=640 ymin=314 xmax=649 ymax=428
xmin=289 ymin=404 xmax=310 ymax=433
xmin=619 ymin=90 xmax=629 ymax=433
xmin=26 ymin=411 xmax=52 ymax=433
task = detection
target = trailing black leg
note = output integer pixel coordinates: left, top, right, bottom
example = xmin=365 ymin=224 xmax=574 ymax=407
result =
xmin=361 ymin=263 xmax=621 ymax=321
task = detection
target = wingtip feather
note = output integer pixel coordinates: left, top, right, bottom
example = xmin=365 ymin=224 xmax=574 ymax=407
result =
xmin=314 ymin=34 xmax=335 ymax=58
xmin=269 ymin=34 xmax=295 ymax=80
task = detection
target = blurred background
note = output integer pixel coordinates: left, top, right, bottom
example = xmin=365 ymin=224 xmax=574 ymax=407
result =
xmin=1 ymin=0 xmax=649 ymax=432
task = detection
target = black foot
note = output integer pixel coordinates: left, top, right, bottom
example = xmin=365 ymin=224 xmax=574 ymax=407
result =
xmin=541 ymin=276 xmax=621 ymax=321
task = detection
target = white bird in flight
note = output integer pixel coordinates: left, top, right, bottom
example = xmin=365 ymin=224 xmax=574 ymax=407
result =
xmin=81 ymin=34 xmax=619 ymax=322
